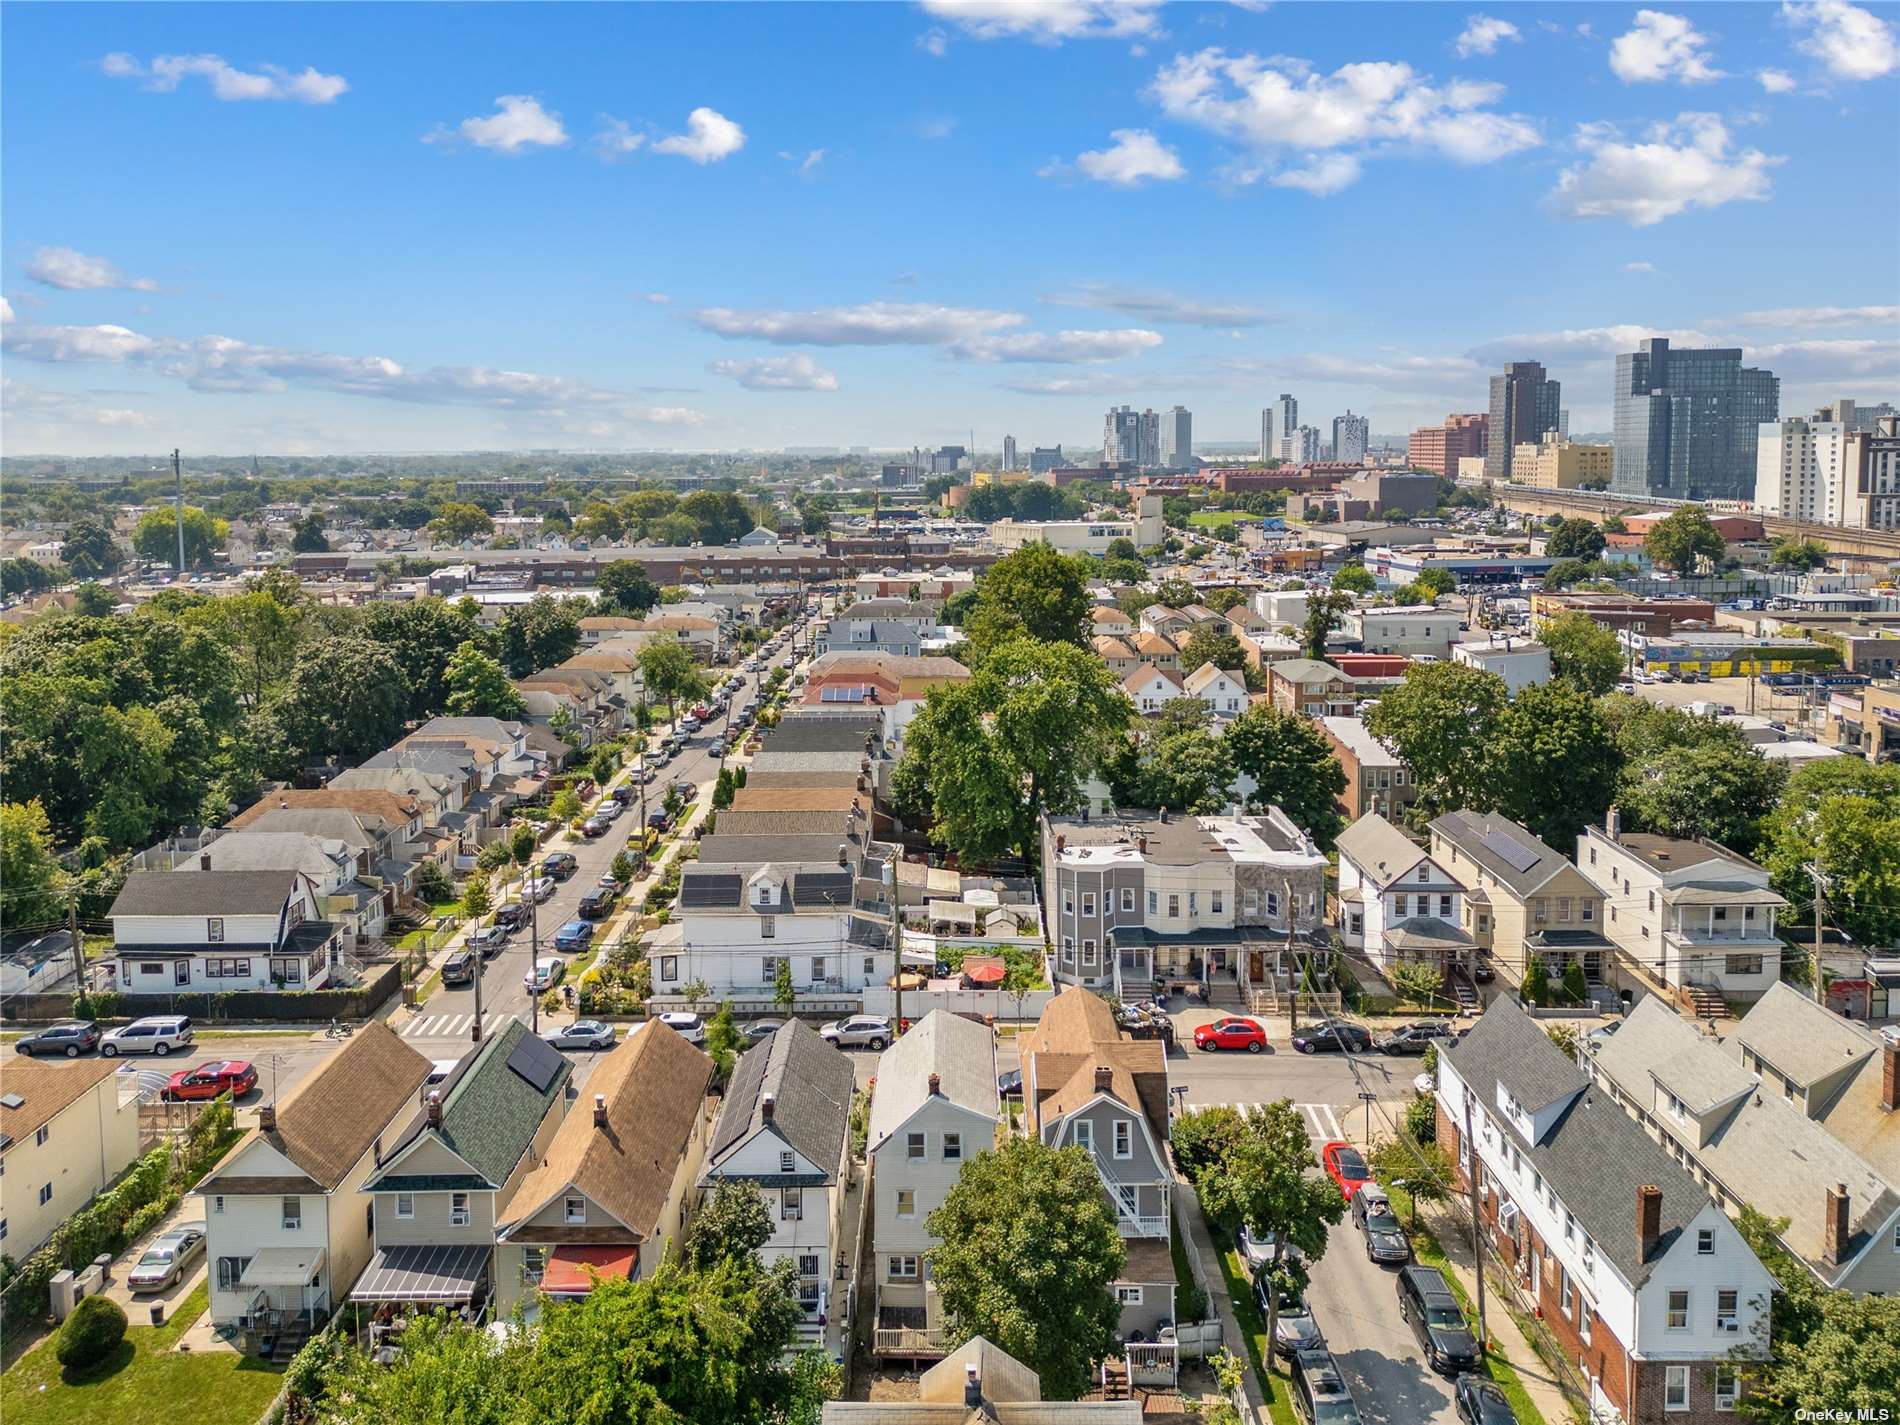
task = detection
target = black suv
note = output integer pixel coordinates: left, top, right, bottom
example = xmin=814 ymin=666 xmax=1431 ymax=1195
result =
xmin=1397 ymin=1265 xmax=1479 ymax=1374
xmin=542 ymin=852 xmax=579 ymax=880
xmin=1289 ymin=1347 xmax=1363 ymax=1424
xmin=441 ymin=950 xmax=477 ymax=987
xmin=577 ymin=891 xmax=612 ymax=920
xmin=493 ymin=902 xmax=531 ymax=932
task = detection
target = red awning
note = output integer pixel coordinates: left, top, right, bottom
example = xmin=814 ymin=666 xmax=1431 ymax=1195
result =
xmin=541 ymin=1245 xmax=638 ymax=1294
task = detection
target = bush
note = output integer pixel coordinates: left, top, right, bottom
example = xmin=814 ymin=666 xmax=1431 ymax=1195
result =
xmin=414 ymin=860 xmax=453 ymax=902
xmin=55 ymin=1294 xmax=127 ymax=1370
xmin=1405 ymin=1095 xmax=1437 ymax=1144
xmin=1560 ymin=959 xmax=1588 ymax=1005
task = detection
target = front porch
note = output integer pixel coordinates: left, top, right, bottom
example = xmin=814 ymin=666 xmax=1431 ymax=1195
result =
xmin=1111 ymin=924 xmax=1335 ymax=1008
xmin=230 ymin=1247 xmax=330 ymax=1364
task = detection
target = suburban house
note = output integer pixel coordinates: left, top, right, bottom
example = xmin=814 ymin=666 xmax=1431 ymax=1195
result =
xmin=1264 ymin=659 xmax=1356 ymax=719
xmin=1430 ymin=810 xmax=1615 ymax=991
xmin=823 ymin=1336 xmax=1141 ymax=1423
xmin=1181 ymin=664 xmax=1249 ymax=720
xmin=799 ymin=653 xmax=970 ymax=749
xmin=1437 ymin=1000 xmax=1774 ymax=1425
xmin=1121 ymin=665 xmax=1184 ymax=715
xmin=1319 ymin=716 xmax=1416 ymax=822
xmin=699 ymin=1021 xmax=855 ymax=1350
xmin=198 ymin=1023 xmax=432 ymax=1347
xmin=1334 ymin=813 xmax=1478 ymax=991
xmin=494 ymin=1020 xmax=713 ymax=1315
xmin=1040 ymin=807 xmax=1328 ymax=1005
xmin=1130 ymin=630 xmax=1181 ymax=672
xmin=354 ymin=1021 xmax=572 ymax=1318
xmin=108 ymin=868 xmax=343 ymax=993
xmin=0 ymin=1059 xmax=140 ymax=1259
xmin=1574 ymin=812 xmax=1787 ymax=1016
xmin=1093 ymin=636 xmax=1143 ymax=678
xmin=1451 ymin=637 xmax=1553 ymax=695
xmin=1347 ymin=605 xmax=1461 ymax=660
xmin=1137 ymin=604 xmax=1197 ymax=638
xmin=1021 ymin=989 xmax=1175 ymax=1340
xmin=1091 ymin=605 xmax=1133 ymax=638
xmin=1588 ymin=996 xmax=1900 ymax=1297
xmin=155 ymin=830 xmax=399 ymax=949
xmin=867 ymin=1011 xmax=1000 ymax=1357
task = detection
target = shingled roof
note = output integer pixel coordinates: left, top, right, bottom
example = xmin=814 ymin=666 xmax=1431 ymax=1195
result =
xmin=704 ymin=1021 xmax=853 ymax=1186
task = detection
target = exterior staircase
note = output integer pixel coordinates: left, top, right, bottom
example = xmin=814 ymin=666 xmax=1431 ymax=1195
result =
xmin=1446 ymin=970 xmax=1480 ymax=1013
xmin=1679 ymin=983 xmax=1726 ymax=1020
xmin=269 ymin=1320 xmax=310 ymax=1364
xmin=1101 ymin=1358 xmax=1132 ymax=1402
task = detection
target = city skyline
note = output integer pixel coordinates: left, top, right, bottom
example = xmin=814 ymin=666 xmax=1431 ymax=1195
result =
xmin=2 ymin=1 xmax=1897 ymax=455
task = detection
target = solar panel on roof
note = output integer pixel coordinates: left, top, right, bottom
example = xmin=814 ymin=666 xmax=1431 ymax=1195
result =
xmin=1480 ymin=830 xmax=1542 ymax=876
xmin=506 ymin=1033 xmax=566 ymax=1093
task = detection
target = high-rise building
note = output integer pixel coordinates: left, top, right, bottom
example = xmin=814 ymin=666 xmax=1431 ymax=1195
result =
xmin=1273 ymin=394 xmax=1299 ymax=460
xmin=1815 ymin=397 xmax=1900 ymax=433
xmin=1290 ymin=426 xmax=1323 ymax=463
xmin=1844 ymin=417 xmax=1900 ymax=531
xmin=1331 ymin=411 xmax=1370 ymax=465
xmin=1259 ymin=407 xmax=1274 ymax=462
xmin=1002 ymin=435 xmax=1017 ymax=472
xmin=929 ymin=445 xmax=968 ymax=473
xmin=1558 ymin=410 xmax=1570 ymax=439
xmin=1753 ymin=403 xmax=1895 ymax=525
xmin=1103 ymin=405 xmax=1141 ymax=464
xmin=1161 ymin=406 xmax=1193 ymax=468
xmin=1408 ymin=413 xmax=1489 ymax=481
xmin=1135 ymin=409 xmax=1162 ymax=467
xmin=1612 ymin=338 xmax=1779 ymax=500
xmin=1484 ymin=361 xmax=1562 ymax=481
xmin=1029 ymin=445 xmax=1064 ymax=474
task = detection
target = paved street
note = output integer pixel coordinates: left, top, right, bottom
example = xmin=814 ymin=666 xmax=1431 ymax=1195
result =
xmin=1309 ymin=1214 xmax=1461 ymax=1425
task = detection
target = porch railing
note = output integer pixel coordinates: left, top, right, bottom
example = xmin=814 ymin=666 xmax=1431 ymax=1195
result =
xmin=1115 ymin=1215 xmax=1168 ymax=1238
xmin=873 ymin=1326 xmax=950 ymax=1356
xmin=1126 ymin=1340 xmax=1179 ymax=1386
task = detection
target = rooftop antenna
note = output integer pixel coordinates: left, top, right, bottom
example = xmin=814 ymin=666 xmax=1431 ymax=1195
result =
xmin=173 ymin=448 xmax=186 ymax=575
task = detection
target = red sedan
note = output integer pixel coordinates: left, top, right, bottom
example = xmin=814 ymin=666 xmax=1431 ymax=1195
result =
xmin=161 ymin=1060 xmax=258 ymax=1102
xmin=1321 ymin=1140 xmax=1375 ymax=1200
xmin=1194 ymin=1016 xmax=1269 ymax=1054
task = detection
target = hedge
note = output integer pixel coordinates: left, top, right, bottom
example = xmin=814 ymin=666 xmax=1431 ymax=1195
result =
xmin=4 ymin=963 xmax=400 ymax=1028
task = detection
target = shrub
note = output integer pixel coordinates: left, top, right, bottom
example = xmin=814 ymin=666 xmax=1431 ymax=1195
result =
xmin=1404 ymin=1095 xmax=1438 ymax=1144
xmin=55 ymin=1294 xmax=127 ymax=1370
xmin=1560 ymin=959 xmax=1588 ymax=1005
xmin=414 ymin=860 xmax=453 ymax=903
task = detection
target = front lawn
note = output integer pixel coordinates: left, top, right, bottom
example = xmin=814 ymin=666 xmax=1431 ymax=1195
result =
xmin=0 ymin=1284 xmax=285 ymax=1425
xmin=1214 ymin=1243 xmax=1298 ymax=1425
xmin=1187 ymin=510 xmax=1261 ymax=529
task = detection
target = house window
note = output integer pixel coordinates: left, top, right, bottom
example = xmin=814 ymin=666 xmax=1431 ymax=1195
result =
xmin=1349 ymin=911 xmax=1364 ymax=935
xmin=782 ymin=1188 xmax=803 ymax=1221
xmin=1393 ymin=895 xmax=1408 ymax=918
xmin=522 ymin=1247 xmax=546 ymax=1285
xmin=1082 ymin=940 xmax=1097 ymax=967
xmin=1267 ymin=891 xmax=1281 ymax=917
xmin=1579 ymin=1303 xmax=1592 ymax=1344
xmin=1074 ymin=1120 xmax=1093 ymax=1151
xmin=1714 ymin=1367 xmax=1739 ymax=1410
xmin=282 ymin=1197 xmax=301 ymax=1230
xmin=1664 ymin=1366 xmax=1689 ymax=1411
xmin=1667 ymin=1289 xmax=1689 ymax=1329
xmin=888 ymin=1255 xmax=919 ymax=1281
xmin=943 ymin=1133 xmax=962 ymax=1162
xmin=1064 ymin=888 xmax=1075 ymax=915
xmin=175 ymin=961 xmax=190 ymax=986
xmin=1114 ymin=1121 xmax=1132 ymax=1159
xmin=797 ymin=1254 xmax=820 ymax=1279
xmin=1439 ymin=894 xmax=1452 ymax=918
xmin=395 ymin=1193 xmax=415 ymax=1219
xmin=1581 ymin=902 xmax=1595 ymax=922
xmin=1560 ymin=1268 xmax=1574 ymax=1315
xmin=38 ymin=1184 xmax=53 ymax=1206
xmin=450 ymin=1192 xmax=470 ymax=1227
xmin=216 ymin=1256 xmax=253 ymax=1290
xmin=1564 ymin=1211 xmax=1576 ymax=1244
xmin=1187 ymin=891 xmax=1198 ymax=916
xmin=1117 ymin=1286 xmax=1144 ymax=1305
xmin=1417 ymin=866 xmax=1429 ymax=883
xmin=1243 ymin=889 xmax=1258 ymax=914
xmin=1698 ymin=1228 xmax=1715 ymax=1255
xmin=780 ymin=1151 xmax=796 ymax=1173
xmin=660 ymin=956 xmax=678 ymax=982
xmin=1122 ymin=888 xmax=1135 ymax=913
xmin=812 ymin=957 xmax=826 ymax=981
xmin=1725 ymin=954 xmax=1763 ymax=976
xmin=1148 ymin=891 xmax=1158 ymax=915
xmin=207 ymin=917 xmax=225 ymax=943
xmin=907 ymin=1132 xmax=925 ymax=1162
xmin=1558 ymin=897 xmax=1572 ymax=922
xmin=761 ymin=916 xmax=775 ymax=939
xmin=1211 ymin=890 xmax=1223 ymax=915
xmin=1081 ymin=892 xmax=1095 ymax=917
xmin=1477 ymin=913 xmax=1491 ymax=933
xmin=1533 ymin=899 xmax=1546 ymax=921
xmin=896 ymin=1189 xmax=916 ymax=1219
xmin=564 ymin=1197 xmax=587 ymax=1224
xmin=0 ymin=1220 xmax=6 ymax=1243
xmin=212 ymin=1195 xmax=224 ymax=1215
xmin=35 ymin=1125 xmax=49 ymax=1148
xmin=863 ymin=956 xmax=876 ymax=979
xmin=1716 ymin=1289 xmax=1739 ymax=1332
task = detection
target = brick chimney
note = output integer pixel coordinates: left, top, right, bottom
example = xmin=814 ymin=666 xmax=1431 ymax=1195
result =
xmin=258 ymin=1103 xmax=276 ymax=1133
xmin=593 ymin=1092 xmax=608 ymax=1128
xmin=1093 ymin=1065 xmax=1113 ymax=1093
xmin=1824 ymin=1183 xmax=1850 ymax=1267
xmin=964 ymin=1362 xmax=983 ymax=1409
xmin=1883 ymin=1044 xmax=1899 ymax=1114
xmin=927 ymin=1073 xmax=941 ymax=1096
xmin=1136 ymin=835 xmax=1148 ymax=854
xmin=761 ymin=1092 xmax=776 ymax=1121
xmin=1637 ymin=1184 xmax=1662 ymax=1262
xmin=199 ymin=852 xmax=213 ymax=870
xmin=1055 ymin=834 xmax=1066 ymax=852
xmin=1606 ymin=804 xmax=1622 ymax=840
xmin=426 ymin=1090 xmax=443 ymax=1127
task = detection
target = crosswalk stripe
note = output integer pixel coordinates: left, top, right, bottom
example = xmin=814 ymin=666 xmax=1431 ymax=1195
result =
xmin=1183 ymin=1100 xmax=1346 ymax=1142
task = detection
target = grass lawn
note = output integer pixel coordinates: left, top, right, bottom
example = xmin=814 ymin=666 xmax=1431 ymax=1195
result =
xmin=1213 ymin=1242 xmax=1298 ymax=1425
xmin=0 ymin=1284 xmax=284 ymax=1425
xmin=1187 ymin=510 xmax=1262 ymax=529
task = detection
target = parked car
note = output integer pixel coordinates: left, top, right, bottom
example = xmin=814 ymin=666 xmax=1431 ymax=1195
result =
xmin=1454 ymin=1376 xmax=1519 ymax=1425
xmin=596 ymin=874 xmax=622 ymax=893
xmin=1321 ymin=1141 xmax=1374 ymax=1200
xmin=1470 ymin=957 xmax=1496 ymax=984
xmin=126 ymin=1224 xmax=206 ymax=1293
xmin=1253 ymin=1276 xmax=1323 ymax=1359
xmin=646 ymin=809 xmax=673 ymax=832
xmin=820 ymin=1015 xmax=892 ymax=1050
xmin=543 ymin=1020 xmax=617 ymax=1051
xmin=1352 ymin=1186 xmax=1411 ymax=1264
xmin=743 ymin=1018 xmax=784 ymax=1044
xmin=1289 ymin=1347 xmax=1363 ymax=1425
xmin=581 ymin=818 xmax=608 ymax=838
xmin=525 ymin=875 xmax=558 ymax=903
xmin=552 ymin=921 xmax=594 ymax=952
xmin=996 ymin=1068 xmax=1023 ymax=1100
xmin=101 ymin=1016 xmax=195 ymax=1057
xmin=597 ymin=799 xmax=622 ymax=821
xmin=441 ymin=950 xmax=477 ymax=987
xmin=1195 ymin=1016 xmax=1268 ymax=1053
xmin=524 ymin=957 xmax=566 ymax=992
xmin=468 ymin=926 xmax=509 ymax=958
xmin=577 ymin=892 xmax=612 ymax=920
xmin=1237 ymin=1223 xmax=1304 ymax=1271
xmin=610 ymin=785 xmax=634 ymax=805
xmin=1376 ymin=1022 xmax=1460 ymax=1056
xmin=1290 ymin=1021 xmax=1372 ymax=1055
xmin=493 ymin=902 xmax=531 ymax=931
xmin=14 ymin=1019 xmax=100 ymax=1057
xmin=542 ymin=852 xmax=579 ymax=880
xmin=657 ymin=1011 xmax=706 ymax=1045
xmin=161 ymin=1060 xmax=258 ymax=1102
xmin=1397 ymin=1265 xmax=1480 ymax=1375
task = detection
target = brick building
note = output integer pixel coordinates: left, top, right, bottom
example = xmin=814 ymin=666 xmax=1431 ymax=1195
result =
xmin=1408 ymin=414 xmax=1489 ymax=481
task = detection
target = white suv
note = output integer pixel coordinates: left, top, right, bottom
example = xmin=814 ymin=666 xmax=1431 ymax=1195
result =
xmin=820 ymin=1015 xmax=892 ymax=1050
xmin=657 ymin=1011 xmax=706 ymax=1045
xmin=101 ymin=1016 xmax=195 ymax=1057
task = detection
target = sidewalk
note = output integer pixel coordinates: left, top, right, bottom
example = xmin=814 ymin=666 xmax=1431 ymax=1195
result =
xmin=1173 ymin=1178 xmax=1270 ymax=1425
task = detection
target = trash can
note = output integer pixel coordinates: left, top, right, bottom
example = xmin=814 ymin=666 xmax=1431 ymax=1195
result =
xmin=93 ymin=1252 xmax=113 ymax=1286
xmin=150 ymin=1303 xmax=165 ymax=1326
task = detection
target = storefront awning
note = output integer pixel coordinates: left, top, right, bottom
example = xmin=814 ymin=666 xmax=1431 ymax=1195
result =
xmin=542 ymin=1244 xmax=638 ymax=1295
xmin=351 ymin=1244 xmax=490 ymax=1303
xmin=238 ymin=1246 xmax=326 ymax=1288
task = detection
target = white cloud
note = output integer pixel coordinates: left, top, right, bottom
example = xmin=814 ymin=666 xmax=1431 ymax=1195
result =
xmin=1148 ymin=48 xmax=1539 ymax=195
xmin=1783 ymin=0 xmax=1899 ymax=80
xmin=2 ymin=380 xmax=156 ymax=430
xmin=594 ymin=116 xmax=646 ymax=160
xmin=1465 ymin=324 xmax=1722 ymax=365
xmin=1455 ymin=15 xmax=1521 ymax=57
xmin=915 ymin=116 xmax=958 ymax=139
xmin=1608 ymin=11 xmax=1723 ymax=83
xmin=636 ymin=292 xmax=672 ymax=305
xmin=1042 ymin=284 xmax=1274 ymax=327
xmin=0 ymin=296 xmax=14 ymax=324
xmin=710 ymin=354 xmax=840 ymax=391
xmin=1623 ymin=261 xmax=1660 ymax=273
xmin=918 ymin=29 xmax=951 ymax=57
xmin=1756 ymin=67 xmax=1799 ymax=92
xmin=779 ymin=148 xmax=825 ymax=174
xmin=1547 ymin=114 xmax=1779 ymax=226
xmin=691 ymin=301 xmax=1023 ymax=346
xmin=997 ymin=371 xmax=1136 ymax=396
xmin=1276 ymin=351 xmax=1485 ymax=389
xmin=918 ymin=0 xmax=1165 ymax=44
xmin=950 ymin=328 xmax=1164 ymax=362
xmin=101 ymin=52 xmax=348 ymax=103
xmin=1751 ymin=337 xmax=1900 ymax=382
xmin=428 ymin=95 xmax=568 ymax=153
xmin=26 ymin=247 xmax=159 ymax=293
xmin=1065 ymin=128 xmax=1185 ymax=186
xmin=1270 ymin=153 xmax=1363 ymax=194
xmin=1729 ymin=305 xmax=1900 ymax=327
xmin=653 ymin=107 xmax=746 ymax=163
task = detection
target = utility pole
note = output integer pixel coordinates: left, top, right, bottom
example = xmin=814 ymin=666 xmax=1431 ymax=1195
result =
xmin=1283 ymin=875 xmax=1299 ymax=1036
xmin=1462 ymin=1094 xmax=1489 ymax=1355
xmin=888 ymin=855 xmax=903 ymax=1037
xmin=529 ymin=871 xmax=541 ymax=1036
xmin=1805 ymin=861 xmax=1828 ymax=1005
xmin=172 ymin=448 xmax=186 ymax=575
xmin=68 ymin=899 xmax=84 ymax=998
xmin=471 ymin=911 xmax=485 ymax=1045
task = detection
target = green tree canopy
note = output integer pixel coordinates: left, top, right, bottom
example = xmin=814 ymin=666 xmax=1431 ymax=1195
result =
xmin=595 ymin=561 xmax=661 ymax=617
xmin=290 ymin=513 xmax=330 ymax=553
xmin=1538 ymin=610 xmax=1626 ymax=695
xmin=1768 ymin=536 xmax=1828 ymax=571
xmin=1364 ymin=662 xmax=1510 ymax=820
xmin=1153 ymin=577 xmax=1198 ymax=609
xmin=132 ymin=506 xmax=228 ymax=569
xmin=497 ymin=595 xmax=584 ymax=677
xmin=1204 ymin=586 xmax=1247 ymax=612
xmin=1224 ymin=704 xmax=1347 ymax=846
xmin=427 ymin=501 xmax=496 ymax=544
xmin=1761 ymin=760 xmax=1900 ymax=946
xmin=1643 ymin=505 xmax=1725 ymax=572
xmin=1 ymin=799 xmax=70 ymax=927
xmin=273 ymin=635 xmax=410 ymax=767
xmin=1616 ymin=740 xmax=1787 ymax=853
xmin=362 ymin=596 xmax=492 ymax=721
xmin=1545 ymin=517 xmax=1607 ymax=561
xmin=59 ymin=515 xmax=121 ymax=579
xmin=1486 ymin=681 xmax=1621 ymax=853
xmin=1178 ymin=622 xmax=1248 ymax=676
xmin=1301 ymin=589 xmax=1353 ymax=660
xmin=1331 ymin=563 xmax=1375 ymax=594
xmin=71 ymin=582 xmax=117 ymax=617
xmin=443 ymin=640 xmax=527 ymax=719
xmin=1104 ymin=699 xmax=1236 ymax=814
xmin=638 ymin=636 xmax=710 ymax=720
xmin=962 ymin=542 xmax=1094 ymax=653
xmin=1103 ymin=536 xmax=1141 ymax=563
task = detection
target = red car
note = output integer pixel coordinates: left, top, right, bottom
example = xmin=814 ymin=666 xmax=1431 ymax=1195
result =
xmin=1321 ymin=1140 xmax=1374 ymax=1200
xmin=161 ymin=1060 xmax=258 ymax=1102
xmin=1193 ymin=1016 xmax=1269 ymax=1054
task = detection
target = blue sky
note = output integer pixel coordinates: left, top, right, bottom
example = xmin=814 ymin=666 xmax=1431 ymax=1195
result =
xmin=3 ymin=0 xmax=1897 ymax=456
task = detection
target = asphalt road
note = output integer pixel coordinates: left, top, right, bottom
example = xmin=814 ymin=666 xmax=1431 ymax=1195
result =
xmin=1310 ymin=1212 xmax=1462 ymax=1425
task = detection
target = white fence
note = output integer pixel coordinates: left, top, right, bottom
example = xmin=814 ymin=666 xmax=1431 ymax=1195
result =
xmin=861 ymin=984 xmax=1058 ymax=1024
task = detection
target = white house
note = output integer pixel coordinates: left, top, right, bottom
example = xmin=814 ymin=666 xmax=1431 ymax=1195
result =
xmin=1451 ymin=637 xmax=1553 ymax=695
xmin=1181 ymin=664 xmax=1249 ymax=719
xmin=197 ymin=1023 xmax=432 ymax=1347
xmin=1346 ymin=605 xmax=1460 ymax=660
xmin=109 ymin=868 xmax=341 ymax=993
xmin=1120 ymin=664 xmax=1184 ymax=715
xmin=1334 ymin=813 xmax=1477 ymax=983
xmin=0 ymin=1060 xmax=140 ymax=1260
xmin=867 ymin=1011 xmax=1000 ymax=1356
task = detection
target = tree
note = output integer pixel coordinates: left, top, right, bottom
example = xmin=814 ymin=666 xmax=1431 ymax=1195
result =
xmin=443 ymin=640 xmax=526 ymax=719
xmin=497 ymin=595 xmax=584 ymax=678
xmin=59 ymin=515 xmax=121 ymax=579
xmin=1104 ymin=536 xmax=1141 ymax=563
xmin=651 ymin=511 xmax=699 ymax=545
xmin=962 ymin=542 xmax=1094 ymax=653
xmin=892 ymin=636 xmax=1130 ymax=866
xmin=1768 ymin=536 xmax=1828 ymax=571
xmin=1545 ymin=518 xmax=1606 ymax=561
xmin=273 ymin=635 xmax=410 ymax=766
xmin=1617 ymin=741 xmax=1787 ymax=853
xmin=362 ymin=597 xmax=491 ymax=721
xmin=511 ymin=822 xmax=538 ymax=868
xmin=774 ymin=957 xmax=796 ymax=1012
xmin=1365 ymin=662 xmax=1510 ymax=820
xmin=1643 ymin=505 xmax=1724 ymax=572
xmin=1761 ymin=761 xmax=1900 ymax=947
xmin=71 ymin=582 xmax=116 ymax=617
xmin=573 ymin=501 xmax=626 ymax=543
xmin=1331 ymin=563 xmax=1375 ymax=594
xmin=1413 ymin=566 xmax=1457 ymax=599
xmin=1168 ymin=1104 xmax=1249 ymax=1184
xmin=1 ymin=799 xmax=69 ymax=928
xmin=1205 ymin=587 xmax=1246 ymax=613
xmin=1391 ymin=960 xmax=1445 ymax=1005
xmin=926 ymin=1137 xmax=1125 ymax=1400
xmin=1153 ymin=577 xmax=1198 ymax=610
xmin=596 ymin=560 xmax=660 ymax=616
xmin=638 ymin=636 xmax=709 ymax=722
xmin=1367 ymin=1135 xmax=1454 ymax=1230
xmin=1301 ymin=590 xmax=1353 ymax=660
xmin=132 ymin=506 xmax=228 ymax=569
xmin=551 ymin=788 xmax=582 ymax=822
xmin=427 ymin=501 xmax=495 ymax=544
xmin=1178 ymin=623 xmax=1248 ymax=677
xmin=1538 ymin=610 xmax=1625 ymax=695
xmin=290 ymin=513 xmax=330 ymax=553
xmin=56 ymin=1293 xmax=128 ymax=1370
xmin=705 ymin=1002 xmax=742 ymax=1084
xmin=460 ymin=876 xmax=492 ymax=922
xmin=1104 ymin=700 xmax=1235 ymax=814
xmin=1 ymin=557 xmax=59 ymax=597
xmin=1225 ymin=705 xmax=1348 ymax=846
xmin=1488 ymin=681 xmax=1620 ymax=853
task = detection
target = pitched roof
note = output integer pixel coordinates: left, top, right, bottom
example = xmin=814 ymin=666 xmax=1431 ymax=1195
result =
xmin=713 ymin=811 xmax=856 ymax=838
xmin=205 ymin=1021 xmax=431 ymax=1192
xmin=227 ymin=788 xmax=422 ymax=829
xmin=1266 ymin=658 xmax=1345 ymax=682
xmin=1119 ymin=664 xmax=1182 ymax=695
xmin=1022 ymin=988 xmax=1169 ymax=1141
xmin=500 ymin=1021 xmax=712 ymax=1237
xmin=1132 ymin=631 xmax=1179 ymax=656
xmin=0 ymin=1058 xmax=119 ymax=1146
xmin=1181 ymin=664 xmax=1243 ymax=695
xmin=1334 ymin=813 xmax=1428 ymax=885
xmin=1093 ymin=636 xmax=1137 ymax=661
xmin=1729 ymin=982 xmax=1879 ymax=1091
xmin=730 ymin=786 xmax=859 ymax=814
xmin=867 ymin=1011 xmax=999 ymax=1151
xmin=705 ymin=1020 xmax=854 ymax=1183
xmin=1730 ymin=984 xmax=1900 ymax=1179
xmin=109 ymin=869 xmax=298 ymax=918
xmin=1429 ymin=810 xmax=1566 ymax=900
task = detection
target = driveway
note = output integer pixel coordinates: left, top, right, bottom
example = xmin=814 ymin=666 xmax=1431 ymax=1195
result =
xmin=100 ymin=1200 xmax=210 ymax=1323
xmin=1307 ymin=1215 xmax=1461 ymax=1425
